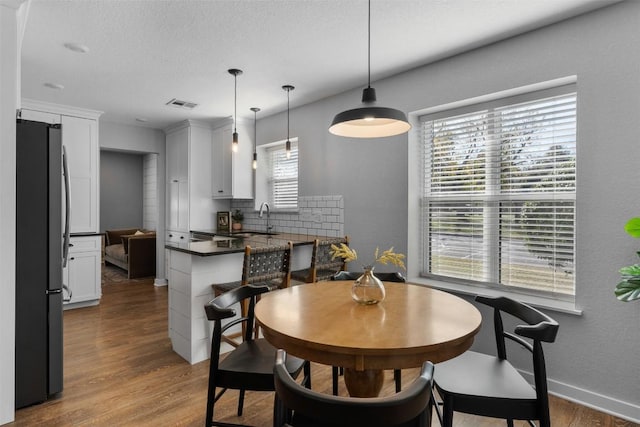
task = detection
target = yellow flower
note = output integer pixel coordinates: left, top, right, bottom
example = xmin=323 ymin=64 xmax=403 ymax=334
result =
xmin=330 ymin=243 xmax=406 ymax=270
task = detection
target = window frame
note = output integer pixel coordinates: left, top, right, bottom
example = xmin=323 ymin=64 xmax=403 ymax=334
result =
xmin=417 ymin=84 xmax=578 ymax=305
xmin=255 ymin=137 xmax=299 ymax=212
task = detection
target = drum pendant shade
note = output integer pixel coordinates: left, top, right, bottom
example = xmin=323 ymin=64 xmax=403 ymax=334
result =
xmin=329 ymin=1 xmax=410 ymax=138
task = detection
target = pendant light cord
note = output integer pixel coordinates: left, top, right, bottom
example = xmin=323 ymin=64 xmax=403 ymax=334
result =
xmin=287 ymin=89 xmax=290 ymax=140
xmin=367 ymin=0 xmax=371 ymax=89
xmin=234 ymin=74 xmax=237 ymax=134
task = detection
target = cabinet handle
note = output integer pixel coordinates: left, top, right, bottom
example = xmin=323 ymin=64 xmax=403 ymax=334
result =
xmin=180 ymin=236 xmax=184 ymax=239
xmin=172 ymin=179 xmax=178 ymax=183
xmin=70 ymin=257 xmax=75 ymax=260
xmin=169 ymin=234 xmax=173 ymax=237
xmin=218 ymin=190 xmax=223 ymax=193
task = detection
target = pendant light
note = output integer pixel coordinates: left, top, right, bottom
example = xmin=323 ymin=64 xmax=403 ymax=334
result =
xmin=283 ymin=85 xmax=294 ymax=159
xmin=228 ymin=68 xmax=242 ymax=152
xmin=329 ymin=0 xmax=411 ymax=138
xmin=250 ymin=107 xmax=260 ymax=170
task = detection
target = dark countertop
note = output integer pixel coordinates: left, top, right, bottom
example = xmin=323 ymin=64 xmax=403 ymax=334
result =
xmin=165 ymin=231 xmax=318 ymax=256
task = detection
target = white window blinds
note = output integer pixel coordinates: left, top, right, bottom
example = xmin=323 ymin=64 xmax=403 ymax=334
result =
xmin=420 ymin=88 xmax=576 ymax=298
xmin=268 ymin=141 xmax=298 ymax=210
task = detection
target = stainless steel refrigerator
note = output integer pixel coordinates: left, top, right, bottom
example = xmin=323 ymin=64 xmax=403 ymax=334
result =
xmin=15 ymin=119 xmax=71 ymax=408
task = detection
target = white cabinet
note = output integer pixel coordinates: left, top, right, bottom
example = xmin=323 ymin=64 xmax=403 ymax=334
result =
xmin=212 ymin=120 xmax=253 ymax=199
xmin=63 ymin=235 xmax=101 ymax=309
xmin=63 ymin=116 xmax=99 ymax=233
xmin=21 ymin=99 xmax=101 ymax=234
xmin=164 ymin=120 xmax=216 ymax=234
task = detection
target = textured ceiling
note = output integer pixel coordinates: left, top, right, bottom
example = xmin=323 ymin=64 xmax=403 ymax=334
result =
xmin=20 ymin=0 xmax=617 ymax=130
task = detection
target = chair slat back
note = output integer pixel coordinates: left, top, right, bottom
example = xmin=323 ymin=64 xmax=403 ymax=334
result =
xmin=475 ymin=295 xmax=559 ymax=418
xmin=311 ymin=236 xmax=349 ymax=281
xmin=242 ymin=242 xmax=293 ymax=287
xmin=274 ymin=350 xmax=433 ymax=427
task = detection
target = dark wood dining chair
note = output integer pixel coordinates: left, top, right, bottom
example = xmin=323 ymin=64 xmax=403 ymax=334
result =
xmin=290 ymin=236 xmax=349 ymax=284
xmin=433 ymin=295 xmax=559 ymax=427
xmin=274 ymin=349 xmax=434 ymax=427
xmin=330 ymin=270 xmax=407 ymax=395
xmin=204 ymin=285 xmax=310 ymax=427
xmin=211 ymin=242 xmax=293 ymax=346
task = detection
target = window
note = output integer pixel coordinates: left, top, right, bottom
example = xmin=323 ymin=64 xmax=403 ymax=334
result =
xmin=420 ymin=87 xmax=576 ymax=299
xmin=256 ymin=138 xmax=298 ymax=210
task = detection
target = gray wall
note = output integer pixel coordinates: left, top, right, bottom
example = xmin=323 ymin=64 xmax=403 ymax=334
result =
xmin=256 ymin=2 xmax=640 ymax=421
xmin=100 ymin=151 xmax=143 ymax=231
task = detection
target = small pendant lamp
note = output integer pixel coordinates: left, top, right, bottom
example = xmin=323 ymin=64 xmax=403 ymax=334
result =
xmin=250 ymin=107 xmax=260 ymax=170
xmin=283 ymin=85 xmax=294 ymax=159
xmin=329 ymin=0 xmax=410 ymax=138
xmin=228 ymin=68 xmax=242 ymax=152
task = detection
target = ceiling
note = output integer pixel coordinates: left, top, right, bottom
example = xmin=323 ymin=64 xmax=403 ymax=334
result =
xmin=20 ymin=0 xmax=617 ymax=130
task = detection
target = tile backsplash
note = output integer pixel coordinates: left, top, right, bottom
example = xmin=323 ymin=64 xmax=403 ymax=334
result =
xmin=231 ymin=195 xmax=344 ymax=237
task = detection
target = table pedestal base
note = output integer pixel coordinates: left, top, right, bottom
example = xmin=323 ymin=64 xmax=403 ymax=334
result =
xmin=344 ymin=368 xmax=384 ymax=397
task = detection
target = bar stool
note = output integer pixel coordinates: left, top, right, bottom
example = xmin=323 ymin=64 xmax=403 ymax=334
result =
xmin=211 ymin=242 xmax=293 ymax=347
xmin=291 ymin=236 xmax=349 ymax=284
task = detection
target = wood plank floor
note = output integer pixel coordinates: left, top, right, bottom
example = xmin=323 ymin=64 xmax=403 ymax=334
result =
xmin=10 ymin=268 xmax=639 ymax=426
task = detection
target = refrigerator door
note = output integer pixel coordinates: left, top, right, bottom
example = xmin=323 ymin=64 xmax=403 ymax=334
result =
xmin=16 ymin=120 xmax=50 ymax=408
xmin=15 ymin=120 xmax=64 ymax=408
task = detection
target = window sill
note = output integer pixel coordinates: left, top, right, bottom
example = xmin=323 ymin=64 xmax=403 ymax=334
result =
xmin=407 ymin=276 xmax=583 ymax=316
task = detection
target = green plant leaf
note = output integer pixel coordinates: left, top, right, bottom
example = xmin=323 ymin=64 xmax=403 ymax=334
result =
xmin=619 ymin=264 xmax=640 ymax=276
xmin=615 ymin=279 xmax=640 ymax=302
xmin=624 ymin=217 xmax=640 ymax=237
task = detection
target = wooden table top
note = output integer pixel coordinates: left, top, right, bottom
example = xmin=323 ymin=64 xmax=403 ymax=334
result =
xmin=255 ymin=281 xmax=482 ymax=371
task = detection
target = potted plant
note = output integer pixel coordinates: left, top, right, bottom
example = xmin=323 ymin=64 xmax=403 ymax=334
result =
xmin=615 ymin=217 xmax=640 ymax=302
xmin=231 ymin=209 xmax=244 ymax=231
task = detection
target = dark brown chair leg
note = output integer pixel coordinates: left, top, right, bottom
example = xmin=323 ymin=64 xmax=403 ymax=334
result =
xmin=332 ymin=366 xmax=339 ymax=395
xmin=237 ymin=389 xmax=245 ymax=416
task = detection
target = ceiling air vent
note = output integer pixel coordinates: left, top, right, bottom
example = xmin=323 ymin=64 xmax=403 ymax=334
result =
xmin=166 ymin=98 xmax=198 ymax=109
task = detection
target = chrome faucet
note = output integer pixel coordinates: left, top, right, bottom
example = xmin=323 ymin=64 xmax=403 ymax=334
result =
xmin=259 ymin=202 xmax=272 ymax=233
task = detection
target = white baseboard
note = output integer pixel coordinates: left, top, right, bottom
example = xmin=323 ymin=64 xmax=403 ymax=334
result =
xmin=154 ymin=278 xmax=167 ymax=287
xmin=519 ymin=371 xmax=640 ymax=423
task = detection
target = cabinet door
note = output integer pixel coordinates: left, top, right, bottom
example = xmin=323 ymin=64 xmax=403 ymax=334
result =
xmin=166 ymin=127 xmax=188 ymax=182
xmin=62 ymin=115 xmax=98 ymax=233
xmin=212 ymin=125 xmax=232 ymax=198
xmin=65 ymin=250 xmax=101 ymax=305
xmin=168 ymin=180 xmax=189 ymax=232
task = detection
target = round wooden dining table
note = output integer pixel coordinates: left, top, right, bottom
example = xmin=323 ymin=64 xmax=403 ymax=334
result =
xmin=255 ymin=280 xmax=482 ymax=397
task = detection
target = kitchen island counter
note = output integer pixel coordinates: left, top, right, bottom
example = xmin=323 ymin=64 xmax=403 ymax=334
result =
xmin=165 ymin=231 xmax=316 ymax=256
xmin=166 ymin=231 xmax=321 ymax=364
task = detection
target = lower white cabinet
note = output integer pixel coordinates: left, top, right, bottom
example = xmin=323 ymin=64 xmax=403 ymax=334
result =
xmin=63 ymin=235 xmax=101 ymax=309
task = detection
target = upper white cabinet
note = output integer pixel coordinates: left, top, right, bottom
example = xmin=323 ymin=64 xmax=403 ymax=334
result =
xmin=165 ymin=120 xmax=216 ymax=233
xmin=212 ymin=119 xmax=253 ymax=199
xmin=21 ymin=100 xmax=101 ymax=234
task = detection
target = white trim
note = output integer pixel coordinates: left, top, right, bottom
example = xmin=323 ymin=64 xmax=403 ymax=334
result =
xmin=408 ymin=276 xmax=582 ymax=316
xmin=154 ymin=278 xmax=167 ymax=287
xmin=518 ymin=370 xmax=640 ymax=424
xmin=21 ymin=98 xmax=103 ymax=120
xmin=412 ymin=75 xmax=577 ymax=118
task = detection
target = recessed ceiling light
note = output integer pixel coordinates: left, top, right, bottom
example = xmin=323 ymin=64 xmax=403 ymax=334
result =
xmin=44 ymin=82 xmax=64 ymax=90
xmin=64 ymin=42 xmax=89 ymax=53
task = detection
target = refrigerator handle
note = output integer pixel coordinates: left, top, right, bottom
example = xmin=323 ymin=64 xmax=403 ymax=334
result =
xmin=62 ymin=145 xmax=71 ymax=267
